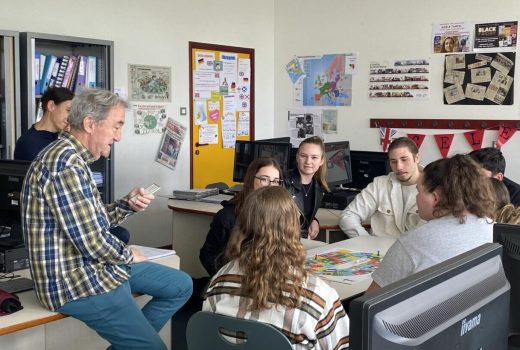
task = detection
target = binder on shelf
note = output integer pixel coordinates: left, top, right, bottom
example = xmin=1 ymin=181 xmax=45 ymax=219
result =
xmin=47 ymin=56 xmax=62 ymax=89
xmin=54 ymin=55 xmax=70 ymax=88
xmin=62 ymin=55 xmax=77 ymax=89
xmin=87 ymin=56 xmax=97 ymax=88
xmin=34 ymin=52 xmax=41 ymax=95
xmin=40 ymin=55 xmax=57 ymax=94
xmin=73 ymin=56 xmax=87 ymax=92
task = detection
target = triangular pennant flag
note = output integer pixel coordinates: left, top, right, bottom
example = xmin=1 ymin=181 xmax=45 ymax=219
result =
xmin=496 ymin=126 xmax=517 ymax=148
xmin=463 ymin=129 xmax=485 ymax=151
xmin=407 ymin=134 xmax=426 ymax=150
xmin=434 ymin=134 xmax=455 ymax=158
xmin=379 ymin=127 xmax=397 ymax=152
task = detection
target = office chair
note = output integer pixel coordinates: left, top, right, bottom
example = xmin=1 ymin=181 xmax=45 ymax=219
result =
xmin=186 ymin=311 xmax=293 ymax=350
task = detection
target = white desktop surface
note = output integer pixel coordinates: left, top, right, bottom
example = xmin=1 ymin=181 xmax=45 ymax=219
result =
xmin=0 ymin=254 xmax=179 ymax=349
xmin=305 ymin=236 xmax=396 ymax=300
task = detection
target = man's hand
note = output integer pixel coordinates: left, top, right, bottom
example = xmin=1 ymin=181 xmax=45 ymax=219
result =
xmin=130 ymin=246 xmax=148 ymax=263
xmin=308 ymin=219 xmax=320 ymax=239
xmin=127 ymin=187 xmax=155 ymax=212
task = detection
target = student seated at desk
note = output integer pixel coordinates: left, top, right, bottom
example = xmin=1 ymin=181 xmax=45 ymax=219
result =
xmin=199 ymin=157 xmax=283 ymax=277
xmin=203 ymin=186 xmax=350 ymax=349
xmin=367 ymin=154 xmax=495 ymax=292
xmin=20 ymin=89 xmax=192 ymax=349
xmin=285 ymin=136 xmax=329 ymax=239
xmin=339 ymin=137 xmax=425 ymax=239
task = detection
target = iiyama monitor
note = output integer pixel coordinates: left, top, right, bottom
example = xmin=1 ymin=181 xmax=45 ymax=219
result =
xmin=350 ymin=243 xmax=509 ymax=350
xmin=232 ymin=140 xmax=291 ymax=182
xmin=349 ymin=150 xmax=391 ymax=190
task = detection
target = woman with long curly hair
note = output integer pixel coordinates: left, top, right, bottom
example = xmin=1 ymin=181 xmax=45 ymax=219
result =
xmin=203 ymin=186 xmax=350 ymax=349
xmin=368 ymin=154 xmax=495 ymax=292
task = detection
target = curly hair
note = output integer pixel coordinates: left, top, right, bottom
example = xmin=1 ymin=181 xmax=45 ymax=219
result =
xmin=225 ymin=186 xmax=307 ymax=310
xmin=496 ymin=204 xmax=520 ymax=225
xmin=298 ymin=136 xmax=329 ymax=192
xmin=489 ymin=177 xmax=510 ymax=217
xmin=231 ymin=157 xmax=282 ymax=214
xmin=422 ymin=154 xmax=495 ymax=222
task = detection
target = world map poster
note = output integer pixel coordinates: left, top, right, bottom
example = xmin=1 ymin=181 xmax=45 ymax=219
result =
xmin=301 ymin=54 xmax=355 ymax=107
xmin=305 ymin=248 xmax=382 ymax=284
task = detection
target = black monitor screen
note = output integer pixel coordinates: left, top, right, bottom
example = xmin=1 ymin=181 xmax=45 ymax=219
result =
xmin=350 ymin=150 xmax=391 ymax=190
xmin=350 ymin=243 xmax=509 ymax=350
xmin=233 ymin=140 xmax=291 ymax=182
xmin=0 ymin=160 xmax=31 ymax=232
xmin=493 ymin=223 xmax=520 ymax=336
xmin=324 ymin=141 xmax=352 ymax=188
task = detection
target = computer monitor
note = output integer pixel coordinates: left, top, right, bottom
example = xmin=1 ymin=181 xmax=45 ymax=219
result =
xmin=0 ymin=160 xmax=31 ymax=241
xmin=350 ymin=243 xmax=510 ymax=350
xmin=350 ymin=150 xmax=391 ymax=190
xmin=324 ymin=141 xmax=352 ymax=188
xmin=232 ymin=140 xmax=292 ymax=182
xmin=493 ymin=223 xmax=520 ymax=337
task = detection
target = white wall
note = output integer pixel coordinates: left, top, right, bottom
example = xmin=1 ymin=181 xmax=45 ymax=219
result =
xmin=274 ymin=0 xmax=520 ymax=183
xmin=0 ymin=0 xmax=275 ymax=246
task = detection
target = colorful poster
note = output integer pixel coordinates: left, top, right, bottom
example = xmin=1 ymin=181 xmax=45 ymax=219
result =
xmin=474 ymin=21 xmax=517 ymax=51
xmin=128 ymin=64 xmax=171 ymax=102
xmin=305 ymin=248 xmax=382 ymax=284
xmin=132 ymin=103 xmax=168 ymax=134
xmin=301 ymin=54 xmax=355 ymax=107
xmin=156 ymin=118 xmax=186 ymax=170
xmin=432 ymin=22 xmax=472 ymax=53
xmin=369 ymin=59 xmax=430 ymax=99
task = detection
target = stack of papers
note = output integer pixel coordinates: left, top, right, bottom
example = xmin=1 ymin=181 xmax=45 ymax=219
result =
xmin=131 ymin=245 xmax=176 ymax=260
xmin=172 ymin=188 xmax=219 ymax=200
xmin=199 ymin=193 xmax=234 ymax=204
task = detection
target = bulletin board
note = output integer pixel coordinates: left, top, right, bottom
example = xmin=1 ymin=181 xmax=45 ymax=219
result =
xmin=189 ymin=42 xmax=255 ymax=188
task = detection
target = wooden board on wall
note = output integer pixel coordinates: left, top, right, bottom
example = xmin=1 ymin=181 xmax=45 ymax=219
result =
xmin=189 ymin=42 xmax=255 ymax=189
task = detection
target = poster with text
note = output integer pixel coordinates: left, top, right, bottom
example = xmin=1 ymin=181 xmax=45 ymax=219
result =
xmin=129 ymin=64 xmax=171 ymax=102
xmin=369 ymin=59 xmax=430 ymax=99
xmin=432 ymin=22 xmax=472 ymax=53
xmin=474 ymin=21 xmax=517 ymax=52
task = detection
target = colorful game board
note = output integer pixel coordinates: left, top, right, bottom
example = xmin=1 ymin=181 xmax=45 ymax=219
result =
xmin=305 ymin=248 xmax=383 ymax=284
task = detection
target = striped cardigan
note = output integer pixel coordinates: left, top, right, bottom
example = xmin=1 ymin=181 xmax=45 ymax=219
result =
xmin=203 ymin=260 xmax=350 ymax=349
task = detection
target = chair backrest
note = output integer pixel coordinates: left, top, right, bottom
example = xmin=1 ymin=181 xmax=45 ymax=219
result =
xmin=186 ymin=311 xmax=293 ymax=350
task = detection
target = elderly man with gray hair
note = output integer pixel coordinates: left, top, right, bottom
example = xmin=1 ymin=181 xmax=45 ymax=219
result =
xmin=21 ymin=88 xmax=192 ymax=349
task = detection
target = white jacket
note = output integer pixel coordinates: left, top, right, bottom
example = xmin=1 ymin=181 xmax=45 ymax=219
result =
xmin=339 ymin=172 xmax=424 ymax=238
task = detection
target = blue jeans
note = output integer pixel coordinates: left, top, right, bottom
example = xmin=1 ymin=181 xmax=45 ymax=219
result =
xmin=57 ymin=262 xmax=192 ymax=350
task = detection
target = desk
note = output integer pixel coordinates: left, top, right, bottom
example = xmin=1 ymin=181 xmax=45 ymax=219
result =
xmin=0 ymin=254 xmax=179 ymax=350
xmin=305 ymin=236 xmax=395 ymax=300
xmin=168 ymin=199 xmax=342 ymax=277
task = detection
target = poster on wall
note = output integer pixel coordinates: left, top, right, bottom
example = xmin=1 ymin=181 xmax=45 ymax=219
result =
xmin=156 ymin=118 xmax=186 ymax=170
xmin=369 ymin=59 xmax=430 ymax=99
xmin=474 ymin=21 xmax=517 ymax=52
xmin=288 ymin=109 xmax=323 ymax=147
xmin=128 ymin=64 xmax=171 ymax=102
xmin=132 ymin=104 xmax=168 ymax=134
xmin=432 ymin=22 xmax=472 ymax=53
xmin=443 ymin=52 xmax=515 ymax=105
xmin=289 ymin=54 xmax=355 ymax=107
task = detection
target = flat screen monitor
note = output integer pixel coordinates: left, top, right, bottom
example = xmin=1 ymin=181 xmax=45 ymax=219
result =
xmin=350 ymin=243 xmax=509 ymax=350
xmin=232 ymin=140 xmax=292 ymax=182
xmin=0 ymin=160 xmax=31 ymax=240
xmin=350 ymin=150 xmax=391 ymax=190
xmin=324 ymin=141 xmax=352 ymax=188
xmin=493 ymin=223 xmax=520 ymax=336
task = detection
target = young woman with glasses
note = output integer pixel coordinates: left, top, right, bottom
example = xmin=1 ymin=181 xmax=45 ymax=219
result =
xmin=199 ymin=157 xmax=283 ymax=277
xmin=285 ymin=136 xmax=329 ymax=239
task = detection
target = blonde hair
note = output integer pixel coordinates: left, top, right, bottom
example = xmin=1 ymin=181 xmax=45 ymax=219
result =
xmin=496 ymin=204 xmax=520 ymax=225
xmin=298 ymin=136 xmax=329 ymax=192
xmin=225 ymin=186 xmax=307 ymax=310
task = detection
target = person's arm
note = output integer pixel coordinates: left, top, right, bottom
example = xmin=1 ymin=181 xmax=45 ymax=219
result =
xmin=316 ymin=288 xmax=350 ymax=349
xmin=338 ymin=181 xmax=379 ymax=237
xmin=307 ymin=219 xmax=320 ymax=239
xmin=46 ymin=166 xmax=132 ymax=264
xmin=200 ymin=208 xmax=233 ymax=276
xmin=104 ymin=187 xmax=154 ymax=226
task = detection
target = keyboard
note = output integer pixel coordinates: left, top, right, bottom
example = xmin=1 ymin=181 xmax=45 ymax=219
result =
xmin=0 ymin=277 xmax=34 ymax=294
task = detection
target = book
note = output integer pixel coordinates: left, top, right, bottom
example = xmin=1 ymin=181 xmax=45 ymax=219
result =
xmin=130 ymin=245 xmax=176 ymax=260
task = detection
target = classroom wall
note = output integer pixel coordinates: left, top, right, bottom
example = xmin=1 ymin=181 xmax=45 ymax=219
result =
xmin=0 ymin=0 xmax=275 ymax=247
xmin=274 ymin=0 xmax=520 ymax=183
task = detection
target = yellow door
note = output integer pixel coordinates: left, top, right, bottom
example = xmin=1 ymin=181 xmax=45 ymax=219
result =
xmin=189 ymin=42 xmax=254 ymax=188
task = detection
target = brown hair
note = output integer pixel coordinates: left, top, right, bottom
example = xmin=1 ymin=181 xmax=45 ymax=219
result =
xmin=387 ymin=137 xmax=419 ymax=156
xmin=496 ymin=204 xmax=520 ymax=225
xmin=489 ymin=177 xmax=510 ymax=216
xmin=231 ymin=157 xmax=282 ymax=214
xmin=225 ymin=186 xmax=307 ymax=310
xmin=297 ymin=136 xmax=329 ymax=192
xmin=422 ymin=154 xmax=495 ymax=222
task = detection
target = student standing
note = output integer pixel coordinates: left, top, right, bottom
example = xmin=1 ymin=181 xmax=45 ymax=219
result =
xmin=367 ymin=154 xmax=495 ymax=292
xmin=203 ymin=186 xmax=349 ymax=349
xmin=199 ymin=157 xmax=283 ymax=277
xmin=285 ymin=136 xmax=329 ymax=239
xmin=21 ymin=89 xmax=192 ymax=349
xmin=339 ymin=137 xmax=424 ymax=238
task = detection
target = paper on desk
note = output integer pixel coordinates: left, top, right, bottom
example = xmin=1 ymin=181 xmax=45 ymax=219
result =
xmin=131 ymin=245 xmax=176 ymax=260
xmin=305 ymin=248 xmax=382 ymax=284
